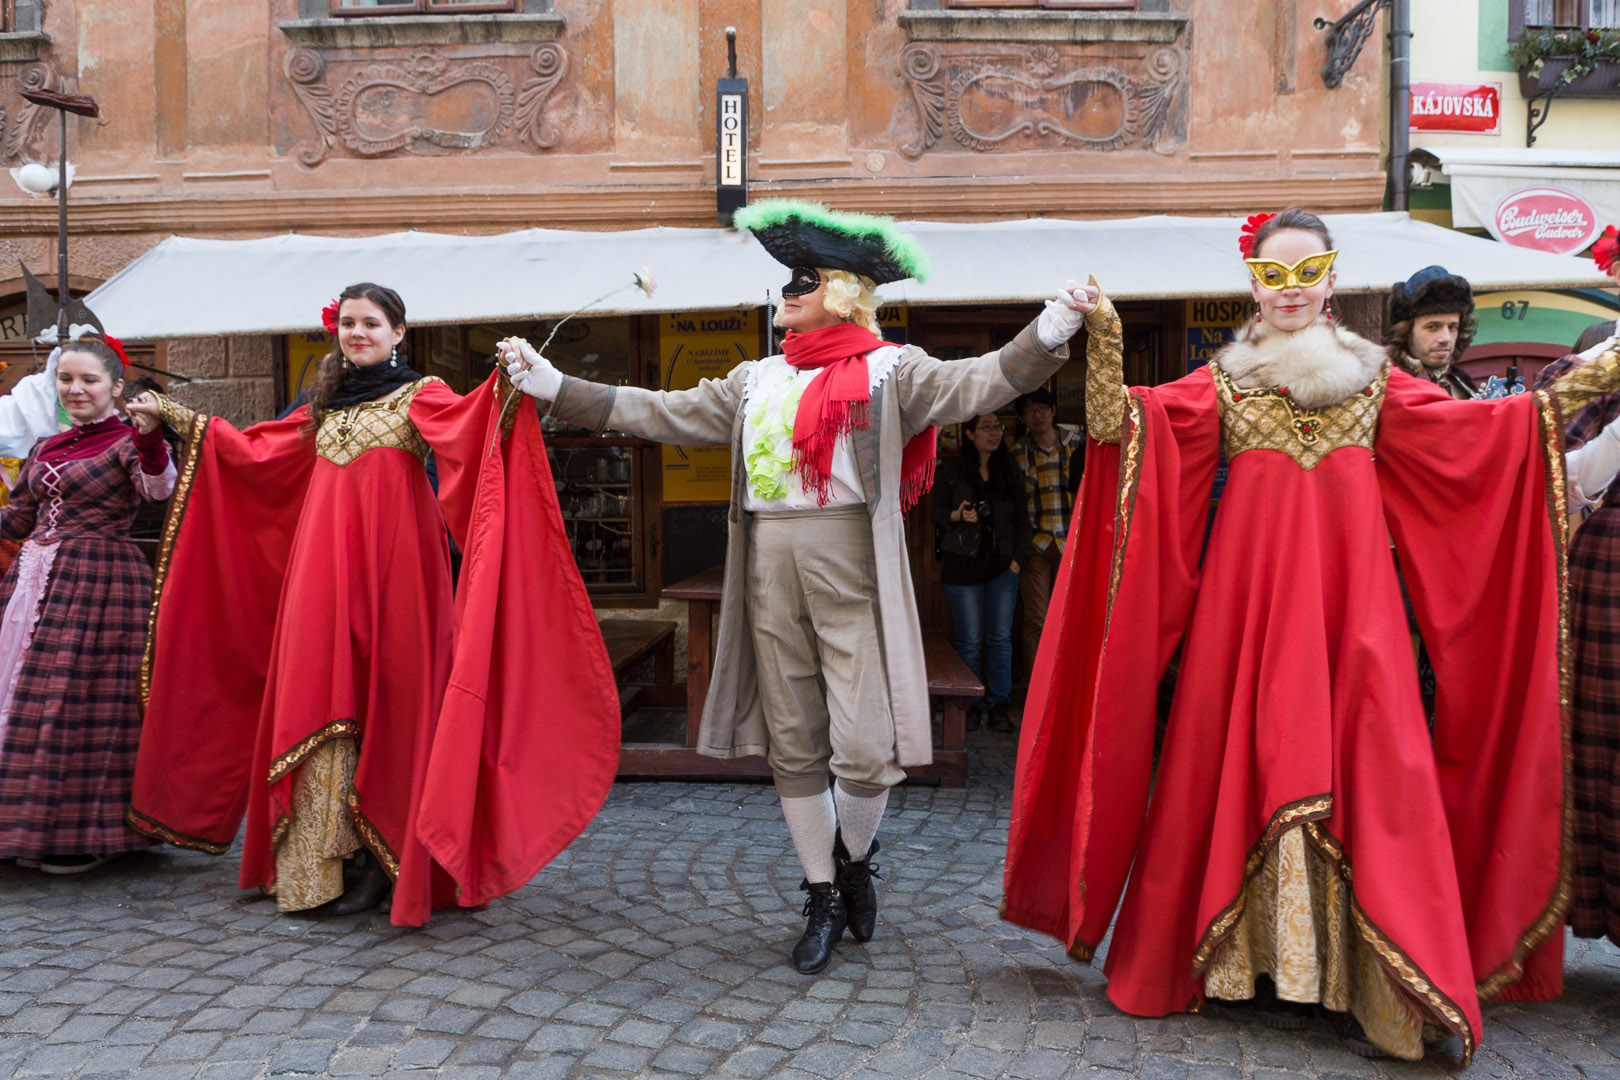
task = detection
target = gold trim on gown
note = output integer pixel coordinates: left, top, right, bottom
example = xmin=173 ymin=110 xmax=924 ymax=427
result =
xmin=270 ymin=738 xmax=361 ymax=912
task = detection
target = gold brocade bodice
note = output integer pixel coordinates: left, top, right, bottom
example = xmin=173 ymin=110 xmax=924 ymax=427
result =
xmin=316 ymin=377 xmax=441 ymax=467
xmin=1211 ymin=362 xmax=1388 ymax=471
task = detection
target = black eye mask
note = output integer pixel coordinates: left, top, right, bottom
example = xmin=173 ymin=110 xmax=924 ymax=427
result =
xmin=781 ymin=266 xmax=822 ymax=297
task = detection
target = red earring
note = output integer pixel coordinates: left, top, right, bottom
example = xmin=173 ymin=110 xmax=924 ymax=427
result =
xmin=1324 ymin=299 xmax=1334 ymax=320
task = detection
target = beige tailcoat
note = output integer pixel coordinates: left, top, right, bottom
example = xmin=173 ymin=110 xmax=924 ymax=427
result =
xmin=547 ymin=320 xmax=1069 ymax=768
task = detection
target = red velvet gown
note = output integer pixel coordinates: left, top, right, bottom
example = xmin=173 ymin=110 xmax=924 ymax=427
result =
xmin=1004 ymin=359 xmax=1575 ymax=1063
xmin=130 ymin=376 xmax=620 ymax=926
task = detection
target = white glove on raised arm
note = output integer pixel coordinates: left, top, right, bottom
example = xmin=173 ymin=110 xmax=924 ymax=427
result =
xmin=1568 ymin=414 xmax=1620 ymax=509
xmin=1035 ymin=280 xmax=1092 ymax=350
xmin=501 ymin=338 xmax=564 ymax=402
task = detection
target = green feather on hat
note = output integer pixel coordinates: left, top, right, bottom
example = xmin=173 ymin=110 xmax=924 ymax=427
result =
xmin=731 ymin=199 xmax=930 ymax=285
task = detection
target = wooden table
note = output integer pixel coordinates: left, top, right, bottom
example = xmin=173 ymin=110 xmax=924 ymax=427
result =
xmin=638 ymin=565 xmax=977 ymax=786
xmin=659 ymin=564 xmax=725 ymax=746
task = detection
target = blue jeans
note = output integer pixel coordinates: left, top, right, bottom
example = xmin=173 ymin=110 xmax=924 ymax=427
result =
xmin=943 ymin=568 xmax=1020 ymax=708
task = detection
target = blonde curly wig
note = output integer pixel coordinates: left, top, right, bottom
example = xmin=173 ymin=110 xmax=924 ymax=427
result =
xmin=774 ymin=268 xmax=882 ymax=335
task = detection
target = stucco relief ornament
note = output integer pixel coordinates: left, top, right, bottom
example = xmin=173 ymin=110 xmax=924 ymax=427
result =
xmin=516 ymin=43 xmax=568 ymax=148
xmin=895 ymin=42 xmax=1186 ymax=159
xmin=285 ymin=48 xmax=337 ymax=167
xmin=334 ymin=49 xmax=516 ymax=157
xmin=284 ymin=43 xmax=568 ymax=164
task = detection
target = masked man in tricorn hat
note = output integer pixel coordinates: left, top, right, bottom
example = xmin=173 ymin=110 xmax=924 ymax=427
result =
xmin=1385 ymin=264 xmax=1479 ymax=399
xmin=501 ymin=199 xmax=1115 ymax=974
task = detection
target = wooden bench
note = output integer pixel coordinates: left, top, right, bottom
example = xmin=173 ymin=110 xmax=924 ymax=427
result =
xmin=599 ymin=618 xmax=679 ymax=716
xmin=617 ymin=569 xmax=979 ymax=787
xmin=921 ymin=627 xmax=984 ymax=786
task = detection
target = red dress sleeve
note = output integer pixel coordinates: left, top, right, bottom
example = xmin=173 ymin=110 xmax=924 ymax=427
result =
xmin=130 ymin=411 xmax=317 ymax=851
xmin=407 ymin=377 xmax=620 ymax=908
xmin=1376 ymin=369 xmax=1569 ymax=1001
xmin=1004 ymin=367 xmax=1221 ymax=958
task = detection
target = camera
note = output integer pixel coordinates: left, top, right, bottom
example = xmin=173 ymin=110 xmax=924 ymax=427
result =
xmin=974 ymin=500 xmax=992 ymax=519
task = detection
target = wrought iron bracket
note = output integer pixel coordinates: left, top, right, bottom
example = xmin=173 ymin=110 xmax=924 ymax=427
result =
xmin=1313 ymin=0 xmax=1392 ymax=89
xmin=1525 ymin=82 xmax=1564 ymax=146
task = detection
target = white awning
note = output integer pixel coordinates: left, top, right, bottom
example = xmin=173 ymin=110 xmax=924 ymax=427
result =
xmin=84 ymin=212 xmax=1615 ymax=341
xmin=1410 ymin=146 xmax=1620 ymax=237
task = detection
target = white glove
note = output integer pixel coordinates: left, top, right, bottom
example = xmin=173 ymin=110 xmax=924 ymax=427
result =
xmin=1036 ymin=280 xmax=1091 ymax=350
xmin=1568 ymin=414 xmax=1620 ymax=509
xmin=501 ymin=338 xmax=563 ymax=401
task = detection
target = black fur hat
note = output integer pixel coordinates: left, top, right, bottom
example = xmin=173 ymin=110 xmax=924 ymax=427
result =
xmin=1389 ymin=265 xmax=1474 ymax=325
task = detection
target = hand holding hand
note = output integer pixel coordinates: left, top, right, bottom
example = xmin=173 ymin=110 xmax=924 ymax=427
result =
xmin=1036 ymin=279 xmax=1099 ymax=349
xmin=125 ymin=392 xmax=161 ymax=435
xmin=1064 ymin=278 xmax=1101 ymax=316
xmin=498 ymin=336 xmax=564 ymax=401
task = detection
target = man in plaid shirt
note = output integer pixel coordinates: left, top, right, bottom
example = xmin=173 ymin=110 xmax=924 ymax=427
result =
xmin=1012 ymin=388 xmax=1083 ymax=696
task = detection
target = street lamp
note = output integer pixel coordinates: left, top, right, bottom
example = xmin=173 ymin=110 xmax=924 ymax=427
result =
xmin=9 ymin=161 xmax=73 ymax=196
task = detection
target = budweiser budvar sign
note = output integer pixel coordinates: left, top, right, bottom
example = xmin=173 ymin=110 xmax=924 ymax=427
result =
xmin=1409 ymin=81 xmax=1501 ymax=135
xmin=1492 ymin=186 xmax=1601 ymax=255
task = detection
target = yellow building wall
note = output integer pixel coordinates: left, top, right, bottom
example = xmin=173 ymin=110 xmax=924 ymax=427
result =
xmin=1409 ymin=2 xmax=1620 ymax=152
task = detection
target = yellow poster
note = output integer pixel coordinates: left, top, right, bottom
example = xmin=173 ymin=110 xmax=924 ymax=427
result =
xmin=285 ymin=332 xmax=332 ymax=407
xmin=660 ymin=310 xmax=758 ymax=502
xmin=1184 ymin=298 xmax=1253 ymax=371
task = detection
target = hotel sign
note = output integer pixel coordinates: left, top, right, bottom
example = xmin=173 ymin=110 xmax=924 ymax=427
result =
xmin=716 ymin=29 xmax=747 ymax=224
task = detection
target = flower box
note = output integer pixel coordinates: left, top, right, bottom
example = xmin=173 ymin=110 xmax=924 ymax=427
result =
xmin=1517 ymin=56 xmax=1620 ymax=98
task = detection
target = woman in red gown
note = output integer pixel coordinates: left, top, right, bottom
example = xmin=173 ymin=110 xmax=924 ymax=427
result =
xmin=127 ymin=283 xmax=618 ymax=926
xmin=1004 ymin=209 xmax=1620 ymax=1062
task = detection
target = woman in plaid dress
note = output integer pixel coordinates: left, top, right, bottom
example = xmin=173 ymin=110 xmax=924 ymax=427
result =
xmin=0 ymin=336 xmax=174 ymax=874
xmin=1535 ymin=316 xmax=1620 ymax=948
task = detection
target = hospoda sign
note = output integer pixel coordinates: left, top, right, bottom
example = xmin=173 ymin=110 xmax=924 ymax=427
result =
xmin=1491 ymin=186 xmax=1601 ymax=255
xmin=1409 ymin=81 xmax=1501 ymax=135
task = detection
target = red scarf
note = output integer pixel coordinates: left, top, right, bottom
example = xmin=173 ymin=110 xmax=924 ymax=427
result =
xmin=781 ymin=323 xmax=936 ymax=510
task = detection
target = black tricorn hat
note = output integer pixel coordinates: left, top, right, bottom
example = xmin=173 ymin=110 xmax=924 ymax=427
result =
xmin=1389 ymin=264 xmax=1474 ymax=325
xmin=731 ymin=199 xmax=929 ymax=286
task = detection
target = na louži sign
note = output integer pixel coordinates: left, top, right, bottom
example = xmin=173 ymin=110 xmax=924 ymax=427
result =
xmin=1491 ymin=187 xmax=1601 ymax=255
xmin=1409 ymin=81 xmax=1501 ymax=135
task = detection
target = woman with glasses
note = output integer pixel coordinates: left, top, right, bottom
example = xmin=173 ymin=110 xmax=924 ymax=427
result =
xmin=932 ymin=413 xmax=1032 ymax=733
xmin=1005 ymin=207 xmax=1620 ymax=1063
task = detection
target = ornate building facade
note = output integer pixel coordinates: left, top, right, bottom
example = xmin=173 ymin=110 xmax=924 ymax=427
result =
xmin=0 ymin=0 xmax=1386 ymax=609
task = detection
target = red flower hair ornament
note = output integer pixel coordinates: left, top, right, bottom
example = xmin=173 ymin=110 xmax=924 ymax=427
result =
xmin=1238 ymin=212 xmax=1277 ymax=259
xmin=101 ymin=334 xmax=130 ymax=368
xmin=1593 ymin=224 xmax=1618 ymax=276
xmin=321 ymin=298 xmax=340 ymax=336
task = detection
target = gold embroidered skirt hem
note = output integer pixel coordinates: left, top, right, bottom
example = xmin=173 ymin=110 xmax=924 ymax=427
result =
xmin=1201 ymin=827 xmax=1427 ymax=1061
xmin=269 ymin=737 xmax=361 ymax=912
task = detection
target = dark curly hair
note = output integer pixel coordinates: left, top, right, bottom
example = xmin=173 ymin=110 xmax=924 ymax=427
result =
xmin=1385 ymin=312 xmax=1478 ymax=373
xmin=303 ymin=282 xmax=407 ymax=435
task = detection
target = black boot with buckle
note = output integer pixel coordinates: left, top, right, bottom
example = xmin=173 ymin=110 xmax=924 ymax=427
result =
xmin=833 ymin=831 xmax=882 ymax=943
xmin=792 ymin=880 xmax=847 ymax=974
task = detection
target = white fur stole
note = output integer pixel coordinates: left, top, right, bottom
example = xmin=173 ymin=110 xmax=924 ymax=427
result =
xmin=1215 ymin=317 xmax=1386 ymax=410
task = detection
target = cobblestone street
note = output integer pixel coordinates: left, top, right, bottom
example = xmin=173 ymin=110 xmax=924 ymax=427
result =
xmin=3 ymin=735 xmax=1617 ymax=1080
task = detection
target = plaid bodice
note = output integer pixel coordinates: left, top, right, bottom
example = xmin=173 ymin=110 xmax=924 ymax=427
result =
xmin=17 ymin=440 xmax=142 ymax=543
